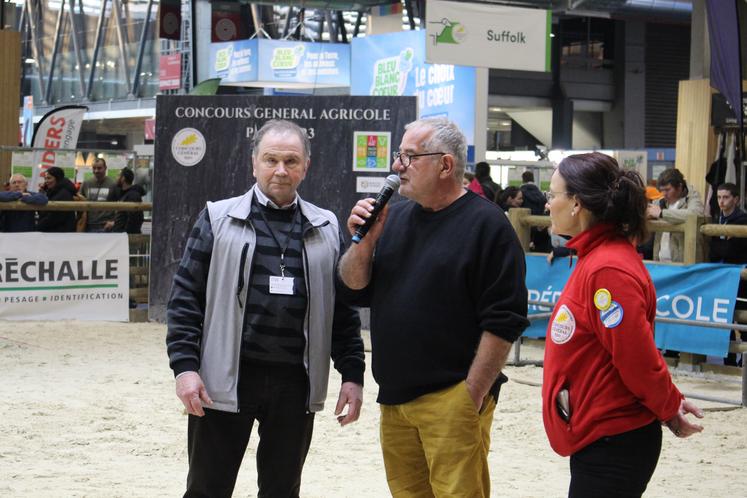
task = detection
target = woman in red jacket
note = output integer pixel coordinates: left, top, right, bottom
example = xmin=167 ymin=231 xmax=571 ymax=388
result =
xmin=543 ymin=152 xmax=703 ymax=498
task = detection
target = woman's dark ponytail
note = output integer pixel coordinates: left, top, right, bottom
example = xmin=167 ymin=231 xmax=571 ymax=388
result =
xmin=558 ymin=152 xmax=648 ymax=243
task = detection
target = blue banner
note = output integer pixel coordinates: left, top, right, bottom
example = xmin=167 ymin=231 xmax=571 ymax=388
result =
xmin=351 ymin=30 xmax=476 ymax=147
xmin=526 ymin=255 xmax=573 ymax=339
xmin=257 ymin=40 xmax=350 ymax=87
xmin=526 ymin=254 xmax=743 ymax=357
xmin=209 ymin=39 xmax=258 ymax=84
xmin=209 ymin=39 xmax=350 ymax=87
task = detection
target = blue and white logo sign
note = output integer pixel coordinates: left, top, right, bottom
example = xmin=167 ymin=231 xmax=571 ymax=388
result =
xmin=209 ymin=39 xmax=350 ymax=87
xmin=209 ymin=39 xmax=258 ymax=84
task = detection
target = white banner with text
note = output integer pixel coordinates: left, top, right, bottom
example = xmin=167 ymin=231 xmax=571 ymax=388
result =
xmin=0 ymin=233 xmax=130 ymax=321
xmin=425 ymin=0 xmax=550 ymax=72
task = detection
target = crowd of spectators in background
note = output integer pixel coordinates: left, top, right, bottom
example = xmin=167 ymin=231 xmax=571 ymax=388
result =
xmin=0 ymin=161 xmax=145 ymax=234
xmin=465 ymin=164 xmax=746 ymax=267
xmin=465 ymin=163 xmax=746 ymax=366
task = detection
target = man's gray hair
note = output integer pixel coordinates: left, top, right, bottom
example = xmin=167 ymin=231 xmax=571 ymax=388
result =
xmin=405 ymin=117 xmax=466 ymax=180
xmin=252 ymin=119 xmax=311 ymax=161
xmin=9 ymin=173 xmax=28 ymax=183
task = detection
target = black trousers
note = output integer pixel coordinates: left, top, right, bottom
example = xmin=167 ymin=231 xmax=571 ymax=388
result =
xmin=569 ymin=421 xmax=662 ymax=498
xmin=184 ymin=361 xmax=315 ymax=498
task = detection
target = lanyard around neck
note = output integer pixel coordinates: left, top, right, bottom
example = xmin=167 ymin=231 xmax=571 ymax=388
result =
xmin=257 ymin=203 xmax=299 ymax=277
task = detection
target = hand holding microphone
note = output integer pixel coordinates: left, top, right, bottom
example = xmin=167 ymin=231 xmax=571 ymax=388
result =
xmin=348 ymin=174 xmax=400 ymax=244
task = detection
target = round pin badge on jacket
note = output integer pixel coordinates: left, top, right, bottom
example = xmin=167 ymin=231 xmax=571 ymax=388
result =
xmin=593 ymin=288 xmax=612 ymax=311
xmin=600 ymin=301 xmax=624 ymax=328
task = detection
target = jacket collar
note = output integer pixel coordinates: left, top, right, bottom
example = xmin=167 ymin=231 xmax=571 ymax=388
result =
xmin=227 ymin=184 xmax=330 ymax=227
xmin=565 ymin=223 xmax=619 ymax=258
xmin=720 ymin=207 xmax=746 ymax=223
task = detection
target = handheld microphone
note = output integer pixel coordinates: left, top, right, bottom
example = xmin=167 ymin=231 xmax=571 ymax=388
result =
xmin=352 ymin=174 xmax=400 ymax=244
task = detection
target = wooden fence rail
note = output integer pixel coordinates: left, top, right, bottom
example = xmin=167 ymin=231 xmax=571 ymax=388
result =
xmin=0 ymin=201 xmax=152 ymax=212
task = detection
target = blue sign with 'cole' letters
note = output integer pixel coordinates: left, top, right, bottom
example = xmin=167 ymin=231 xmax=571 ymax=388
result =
xmin=525 ymin=255 xmax=743 ymax=357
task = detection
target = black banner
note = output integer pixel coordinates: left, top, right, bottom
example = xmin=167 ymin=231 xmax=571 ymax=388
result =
xmin=150 ymin=95 xmax=417 ymax=320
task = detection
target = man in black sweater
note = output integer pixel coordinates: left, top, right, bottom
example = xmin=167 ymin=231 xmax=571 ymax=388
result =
xmin=339 ymin=117 xmax=529 ymax=498
xmin=709 ymin=182 xmax=747 ymax=264
xmin=105 ymin=167 xmax=146 ymax=234
xmin=709 ymin=182 xmax=747 ymax=367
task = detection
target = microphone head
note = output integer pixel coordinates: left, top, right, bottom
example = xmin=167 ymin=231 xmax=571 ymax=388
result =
xmin=385 ymin=174 xmax=401 ymax=191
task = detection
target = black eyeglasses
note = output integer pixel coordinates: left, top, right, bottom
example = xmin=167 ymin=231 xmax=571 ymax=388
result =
xmin=392 ymin=151 xmax=446 ymax=168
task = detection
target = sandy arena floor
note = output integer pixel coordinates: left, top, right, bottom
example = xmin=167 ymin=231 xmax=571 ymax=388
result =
xmin=1 ymin=321 xmax=745 ymax=497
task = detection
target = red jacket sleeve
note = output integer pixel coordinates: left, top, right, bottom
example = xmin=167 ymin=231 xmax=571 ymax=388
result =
xmin=588 ymin=268 xmax=682 ymax=421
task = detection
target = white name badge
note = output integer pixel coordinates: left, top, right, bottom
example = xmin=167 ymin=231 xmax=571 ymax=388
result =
xmin=269 ymin=276 xmax=295 ymax=295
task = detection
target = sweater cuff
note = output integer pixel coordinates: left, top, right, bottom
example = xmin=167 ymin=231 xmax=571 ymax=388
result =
xmin=340 ymin=365 xmax=364 ymax=387
xmin=171 ymin=359 xmax=199 ymax=377
xmin=484 ymin=327 xmax=523 ymax=344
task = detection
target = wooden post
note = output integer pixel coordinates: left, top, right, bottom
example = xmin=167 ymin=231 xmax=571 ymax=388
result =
xmin=683 ymin=213 xmax=705 ymax=264
xmin=507 ymin=207 xmax=531 ymax=252
xmin=679 ymin=213 xmax=707 ymax=370
xmin=675 ymin=80 xmax=716 ymax=201
xmin=0 ymin=31 xmax=22 ymax=184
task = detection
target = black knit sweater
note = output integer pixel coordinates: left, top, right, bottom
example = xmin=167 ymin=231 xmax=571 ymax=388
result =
xmin=343 ymin=191 xmax=529 ymax=404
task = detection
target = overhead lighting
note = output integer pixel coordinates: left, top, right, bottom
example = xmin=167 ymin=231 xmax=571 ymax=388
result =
xmin=24 ymin=58 xmax=36 ymax=64
xmin=562 ymin=9 xmax=611 ymax=19
xmin=489 ymin=107 xmax=503 ymax=112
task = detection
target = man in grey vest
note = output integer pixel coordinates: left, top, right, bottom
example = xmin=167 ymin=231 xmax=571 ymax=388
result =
xmin=166 ymin=119 xmax=364 ymax=498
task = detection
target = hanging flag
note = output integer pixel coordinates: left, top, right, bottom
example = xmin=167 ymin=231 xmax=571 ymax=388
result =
xmin=22 ymin=95 xmax=34 ymax=147
xmin=30 ymin=105 xmax=87 ymax=192
xmin=159 ymin=0 xmax=182 ymax=40
xmin=705 ymin=0 xmax=744 ymax=130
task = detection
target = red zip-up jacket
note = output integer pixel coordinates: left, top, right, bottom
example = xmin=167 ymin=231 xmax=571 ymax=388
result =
xmin=542 ymin=223 xmax=682 ymax=456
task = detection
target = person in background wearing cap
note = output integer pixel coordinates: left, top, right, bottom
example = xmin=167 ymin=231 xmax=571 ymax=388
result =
xmin=543 ymin=152 xmax=703 ymax=498
xmin=646 ymin=168 xmax=704 ymax=262
xmin=635 ymin=185 xmax=664 ymax=260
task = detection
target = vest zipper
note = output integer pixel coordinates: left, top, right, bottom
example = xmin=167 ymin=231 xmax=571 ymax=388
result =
xmin=236 ymin=242 xmax=249 ymax=308
xmin=302 ymin=223 xmax=313 ymax=413
xmin=235 ymin=217 xmax=254 ymax=413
